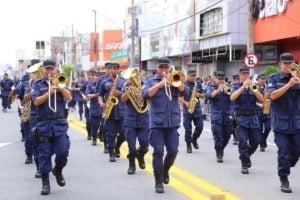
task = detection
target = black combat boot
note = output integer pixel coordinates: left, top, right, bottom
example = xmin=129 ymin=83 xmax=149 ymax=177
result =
xmin=216 ymin=150 xmax=223 ymax=163
xmin=52 ymin=166 xmax=66 ymax=187
xmin=136 ymin=153 xmax=146 ymax=169
xmin=109 ymin=148 xmax=116 ymax=162
xmin=154 ymin=171 xmax=164 ymax=193
xmin=127 ymin=159 xmax=136 ymax=175
xmin=92 ymin=135 xmax=97 ymax=145
xmin=280 ymin=176 xmax=292 ymax=193
xmin=25 ymin=155 xmax=33 ymax=164
xmin=163 ymin=153 xmax=177 ymax=184
xmin=192 ymin=136 xmax=199 ymax=149
xmin=241 ymin=160 xmax=249 ymax=174
xmin=35 ymin=160 xmax=41 ymax=178
xmin=41 ymin=173 xmax=50 ymax=195
xmin=115 ymin=136 xmax=124 ymax=158
xmin=186 ymin=142 xmax=192 ymax=153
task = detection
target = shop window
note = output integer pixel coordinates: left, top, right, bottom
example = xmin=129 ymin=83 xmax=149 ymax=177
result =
xmin=255 ymin=45 xmax=277 ymax=61
xmin=200 ymin=8 xmax=222 ymax=36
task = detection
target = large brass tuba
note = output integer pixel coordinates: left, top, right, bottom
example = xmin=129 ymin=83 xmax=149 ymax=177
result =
xmin=122 ymin=67 xmax=149 ymax=113
xmin=102 ymin=76 xmax=119 ymax=120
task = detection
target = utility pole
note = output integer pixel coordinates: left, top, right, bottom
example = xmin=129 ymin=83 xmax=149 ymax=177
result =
xmin=92 ymin=9 xmax=97 ymax=68
xmin=247 ymin=0 xmax=255 ymax=77
xmin=130 ymin=0 xmax=136 ymax=67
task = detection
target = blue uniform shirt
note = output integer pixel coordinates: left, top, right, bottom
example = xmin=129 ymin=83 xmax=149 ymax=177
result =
xmin=206 ymin=83 xmax=234 ymax=124
xmin=142 ymin=74 xmax=184 ymax=129
xmin=123 ymin=81 xmax=149 ymax=128
xmin=31 ymin=78 xmax=68 ymax=136
xmin=268 ymin=72 xmax=300 ymax=134
xmin=182 ymin=80 xmax=203 ymax=116
xmin=74 ymin=80 xmax=88 ymax=102
xmin=0 ymin=78 xmax=14 ymax=96
xmin=99 ymin=77 xmax=126 ymax=120
xmin=86 ymin=80 xmax=101 ymax=116
xmin=231 ymin=82 xmax=260 ymax=129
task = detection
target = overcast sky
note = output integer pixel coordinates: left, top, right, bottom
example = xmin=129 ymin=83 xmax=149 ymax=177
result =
xmin=0 ymin=0 xmax=130 ymax=66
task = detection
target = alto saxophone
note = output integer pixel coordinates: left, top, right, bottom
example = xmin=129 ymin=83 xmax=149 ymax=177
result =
xmin=102 ymin=77 xmax=119 ymax=120
xmin=262 ymin=84 xmax=271 ymax=114
xmin=187 ymin=83 xmax=199 ymax=114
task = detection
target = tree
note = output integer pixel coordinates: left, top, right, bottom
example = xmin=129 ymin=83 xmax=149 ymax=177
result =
xmin=263 ymin=65 xmax=280 ymax=76
xmin=61 ymin=64 xmax=75 ymax=78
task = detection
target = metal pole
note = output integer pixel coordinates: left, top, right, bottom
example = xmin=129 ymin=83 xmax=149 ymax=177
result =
xmin=92 ymin=9 xmax=97 ymax=68
xmin=130 ymin=0 xmax=135 ymax=67
xmin=247 ymin=0 xmax=254 ymax=78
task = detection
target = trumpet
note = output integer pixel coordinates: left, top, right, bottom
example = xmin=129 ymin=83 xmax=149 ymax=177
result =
xmin=48 ymin=73 xmax=70 ymax=112
xmin=220 ymin=84 xmax=231 ymax=94
xmin=289 ymin=62 xmax=300 ymax=81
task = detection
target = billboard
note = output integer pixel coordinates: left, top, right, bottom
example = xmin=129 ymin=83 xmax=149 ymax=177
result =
xmin=102 ymin=30 xmax=123 ymax=61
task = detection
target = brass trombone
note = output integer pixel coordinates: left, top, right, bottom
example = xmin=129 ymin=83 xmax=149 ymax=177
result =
xmin=48 ymin=73 xmax=70 ymax=112
xmin=163 ymin=65 xmax=185 ymax=100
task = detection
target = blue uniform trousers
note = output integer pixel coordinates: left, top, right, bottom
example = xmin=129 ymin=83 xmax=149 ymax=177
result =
xmin=89 ymin=115 xmax=100 ymax=138
xmin=237 ymin=125 xmax=260 ymax=162
xmin=78 ymin=101 xmax=88 ymax=118
xmin=29 ymin=116 xmax=39 ymax=162
xmin=183 ymin=114 xmax=203 ymax=143
xmin=1 ymin=95 xmax=9 ymax=109
xmin=150 ymin=128 xmax=179 ymax=172
xmin=274 ymin=132 xmax=300 ymax=177
xmin=125 ymin=126 xmax=149 ymax=160
xmin=106 ymin=119 xmax=125 ymax=149
xmin=22 ymin=121 xmax=33 ymax=157
xmin=258 ymin=115 xmax=271 ymax=148
xmin=211 ymin=123 xmax=231 ymax=152
xmin=37 ymin=134 xmax=70 ymax=173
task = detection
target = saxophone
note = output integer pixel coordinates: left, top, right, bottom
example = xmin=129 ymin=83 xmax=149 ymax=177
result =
xmin=102 ymin=77 xmax=119 ymax=120
xmin=187 ymin=83 xmax=199 ymax=114
xmin=262 ymin=84 xmax=271 ymax=114
xmin=123 ymin=67 xmax=149 ymax=113
xmin=20 ymin=79 xmax=34 ymax=123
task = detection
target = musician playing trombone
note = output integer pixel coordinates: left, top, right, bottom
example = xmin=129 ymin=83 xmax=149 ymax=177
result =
xmin=230 ymin=67 xmax=263 ymax=175
xmin=267 ymin=53 xmax=300 ymax=193
xmin=142 ymin=57 xmax=184 ymax=193
xmin=31 ymin=59 xmax=72 ymax=195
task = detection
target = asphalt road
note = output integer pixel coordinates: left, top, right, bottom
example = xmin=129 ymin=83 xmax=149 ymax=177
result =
xmin=0 ymin=104 xmax=299 ymax=200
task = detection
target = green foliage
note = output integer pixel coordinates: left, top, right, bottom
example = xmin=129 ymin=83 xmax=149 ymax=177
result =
xmin=61 ymin=64 xmax=74 ymax=78
xmin=263 ymin=65 xmax=280 ymax=76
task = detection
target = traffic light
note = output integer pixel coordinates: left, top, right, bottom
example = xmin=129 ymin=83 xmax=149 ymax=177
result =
xmin=40 ymin=41 xmax=45 ymax=49
xmin=36 ymin=41 xmax=40 ymax=49
xmin=35 ymin=41 xmax=45 ymax=49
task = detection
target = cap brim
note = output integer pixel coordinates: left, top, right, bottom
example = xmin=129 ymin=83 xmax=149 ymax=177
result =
xmin=44 ymin=65 xmax=55 ymax=68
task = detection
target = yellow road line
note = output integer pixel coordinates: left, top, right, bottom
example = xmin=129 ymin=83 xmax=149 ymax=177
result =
xmin=68 ymin=116 xmax=240 ymax=200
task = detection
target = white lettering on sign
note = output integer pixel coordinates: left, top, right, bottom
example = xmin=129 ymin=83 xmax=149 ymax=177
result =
xmin=259 ymin=0 xmax=290 ymax=19
xmin=104 ymin=43 xmax=123 ymax=51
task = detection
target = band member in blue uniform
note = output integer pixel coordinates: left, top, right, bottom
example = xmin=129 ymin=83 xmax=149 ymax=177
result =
xmin=16 ymin=71 xmax=32 ymax=164
xmin=121 ymin=67 xmax=149 ymax=174
xmin=0 ymin=73 xmax=14 ymax=112
xmin=268 ymin=53 xmax=300 ymax=193
xmin=231 ymin=74 xmax=240 ymax=145
xmin=23 ymin=61 xmax=43 ymax=178
xmin=86 ymin=70 xmax=101 ymax=145
xmin=206 ymin=71 xmax=233 ymax=163
xmin=178 ymin=70 xmax=204 ymax=153
xmin=256 ymin=73 xmax=271 ymax=152
xmin=32 ymin=59 xmax=72 ymax=195
xmin=99 ymin=62 xmax=126 ymax=162
xmin=142 ymin=58 xmax=185 ymax=193
xmin=230 ymin=67 xmax=263 ymax=174
xmin=72 ymin=74 xmax=88 ymax=121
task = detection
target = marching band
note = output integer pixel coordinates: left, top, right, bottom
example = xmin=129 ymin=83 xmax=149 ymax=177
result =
xmin=3 ymin=53 xmax=300 ymax=195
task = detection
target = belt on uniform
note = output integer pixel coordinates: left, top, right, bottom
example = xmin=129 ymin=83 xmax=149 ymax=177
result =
xmin=37 ymin=113 xmax=64 ymax=122
xmin=235 ymin=110 xmax=257 ymax=116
